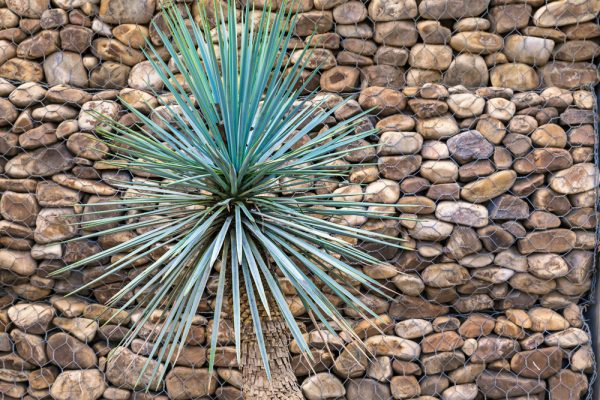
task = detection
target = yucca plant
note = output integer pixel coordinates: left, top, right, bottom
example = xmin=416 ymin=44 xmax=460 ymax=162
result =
xmin=55 ymin=0 xmax=408 ymax=398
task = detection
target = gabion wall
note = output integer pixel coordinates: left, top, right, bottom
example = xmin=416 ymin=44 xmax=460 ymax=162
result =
xmin=0 ymin=0 xmax=599 ymax=400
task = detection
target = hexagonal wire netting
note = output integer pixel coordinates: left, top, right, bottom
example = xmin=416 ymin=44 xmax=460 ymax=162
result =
xmin=0 ymin=0 xmax=598 ymax=399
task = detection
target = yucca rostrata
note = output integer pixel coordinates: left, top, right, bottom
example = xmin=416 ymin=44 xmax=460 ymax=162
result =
xmin=55 ymin=1 xmax=409 ymax=398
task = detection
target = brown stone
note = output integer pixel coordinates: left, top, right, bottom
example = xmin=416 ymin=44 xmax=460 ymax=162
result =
xmin=490 ymin=63 xmax=539 ymax=91
xmin=378 ymin=155 xmax=421 ymax=180
xmin=320 ymin=66 xmax=360 ymax=92
xmin=0 ymin=40 xmax=16 ymax=66
xmin=359 ymin=86 xmax=406 ymax=115
xmin=540 ymin=62 xmax=599 ymax=89
xmin=99 ymin=0 xmax=156 ymax=24
xmin=92 ymin=38 xmax=145 ymax=67
xmin=421 ymin=352 xmax=465 ymax=374
xmin=418 ymin=0 xmax=491 ymax=19
xmin=8 ymin=303 xmax=54 ymax=334
xmin=373 ymin=21 xmax=418 ymax=47
xmin=503 ymin=35 xmax=554 ymax=66
xmin=565 ymin=22 xmax=600 ymax=40
xmin=389 ymin=295 xmax=449 ymax=319
xmin=112 ymin=24 xmax=150 ymax=49
xmin=409 ymin=44 xmax=452 ymax=70
xmin=11 ymin=329 xmax=47 ymax=366
xmin=302 ymin=373 xmax=345 ymax=400
xmin=450 ymin=32 xmax=503 ymax=54
xmin=490 ymin=4 xmax=531 ymax=33
xmin=502 ymin=133 xmax=532 ymax=157
xmin=550 ymin=163 xmax=598 ymax=194
xmin=421 ymin=331 xmax=464 ymax=353
xmin=90 ymin=62 xmax=131 ymax=89
xmin=50 ymin=369 xmax=105 ymax=400
xmin=513 ymin=148 xmax=573 ymax=174
xmin=47 ymin=332 xmax=97 ymax=369
xmin=374 ymin=46 xmax=409 ymax=66
xmin=5 ymin=143 xmax=74 ymax=178
xmin=417 ymin=21 xmax=451 ymax=44
xmin=368 ymin=0 xmax=417 ymax=21
xmin=34 ymin=208 xmax=78 ymax=244
xmin=477 ymin=370 xmax=546 ymax=399
xmin=444 ymin=54 xmax=488 ymax=87
xmin=509 ymin=347 xmax=562 ymax=379
xmin=67 ymin=133 xmax=109 ymax=161
xmin=533 ymin=0 xmax=600 ymax=27
xmin=549 ymin=369 xmax=588 ymax=400
xmin=346 ymin=379 xmax=391 ymax=400
xmin=106 ymin=347 xmax=164 ymax=391
xmin=447 ymin=130 xmax=493 ymax=164
xmin=408 ymin=99 xmax=448 ymax=118
xmin=0 ymin=191 xmax=39 ymax=226
xmin=361 ymin=64 xmax=405 ymax=89
xmin=6 ymin=0 xmax=50 ymax=18
xmin=17 ymin=30 xmax=59 ymax=59
xmin=518 ymin=229 xmax=576 ymax=254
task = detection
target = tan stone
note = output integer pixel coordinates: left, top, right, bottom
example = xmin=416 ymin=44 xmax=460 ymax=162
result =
xmin=461 ymin=170 xmax=517 ymax=203
xmin=533 ymin=0 xmax=600 ymax=27
xmin=490 ymin=63 xmax=539 ymax=90
xmin=504 ymin=35 xmax=554 ymax=66
xmin=450 ymin=32 xmax=503 ymax=54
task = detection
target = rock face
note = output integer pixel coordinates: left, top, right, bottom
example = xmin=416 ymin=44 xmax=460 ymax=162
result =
xmin=0 ymin=0 xmax=596 ymax=399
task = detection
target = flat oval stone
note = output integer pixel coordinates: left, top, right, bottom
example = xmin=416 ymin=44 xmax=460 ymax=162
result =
xmin=450 ymin=32 xmax=503 ymax=54
xmin=420 ymin=160 xmax=459 ymax=183
xmin=540 ymin=61 xmax=599 ymax=89
xmin=408 ymin=218 xmax=454 ymax=241
xmin=378 ymin=131 xmax=423 ymax=155
xmin=5 ymin=143 xmax=74 ymax=178
xmin=533 ymin=0 xmax=600 ymax=27
xmin=513 ymin=148 xmax=573 ymax=174
xmin=517 ymin=229 xmax=577 ymax=254
xmin=418 ymin=0 xmax=490 ymax=19
xmin=364 ymin=335 xmax=420 ymax=361
xmin=422 ymin=263 xmax=470 ymax=288
xmin=461 ymin=170 xmax=517 ymax=203
xmin=368 ymin=0 xmax=417 ymax=21
xmin=435 ymin=201 xmax=488 ymax=227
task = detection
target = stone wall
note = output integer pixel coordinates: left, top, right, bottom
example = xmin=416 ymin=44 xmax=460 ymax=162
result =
xmin=0 ymin=0 xmax=599 ymax=91
xmin=0 ymin=0 xmax=598 ymax=400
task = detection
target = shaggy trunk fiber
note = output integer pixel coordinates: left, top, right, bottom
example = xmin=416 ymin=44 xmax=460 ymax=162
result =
xmin=239 ymin=291 xmax=303 ymax=399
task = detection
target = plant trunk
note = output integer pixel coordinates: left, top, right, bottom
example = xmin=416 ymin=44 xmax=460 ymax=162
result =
xmin=239 ymin=293 xmax=303 ymax=399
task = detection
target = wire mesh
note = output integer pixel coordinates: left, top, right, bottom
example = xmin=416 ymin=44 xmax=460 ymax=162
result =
xmin=0 ymin=0 xmax=598 ymax=399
